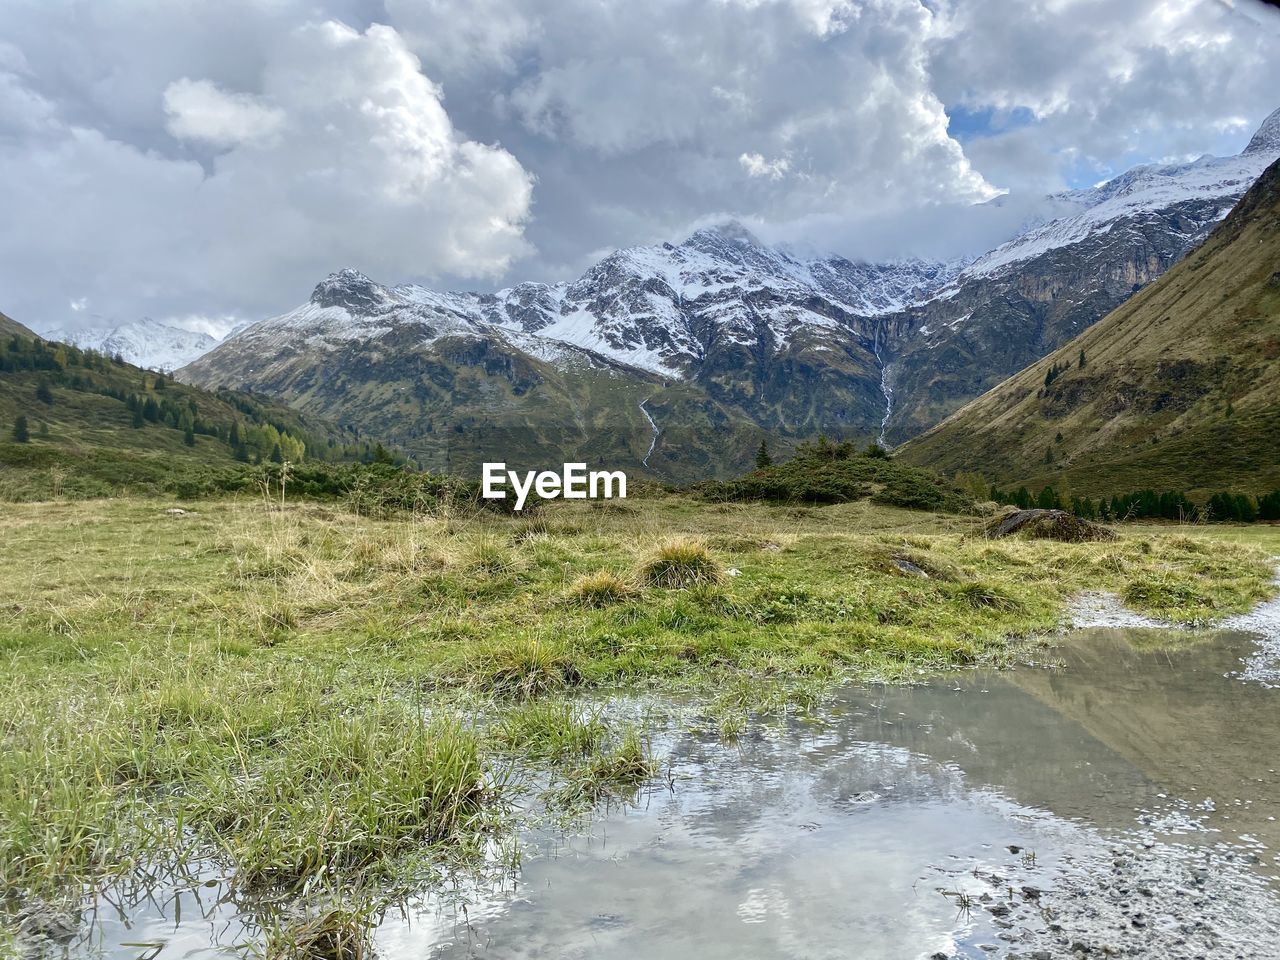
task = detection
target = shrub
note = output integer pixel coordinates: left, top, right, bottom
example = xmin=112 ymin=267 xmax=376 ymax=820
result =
xmin=701 ymin=449 xmax=972 ymax=512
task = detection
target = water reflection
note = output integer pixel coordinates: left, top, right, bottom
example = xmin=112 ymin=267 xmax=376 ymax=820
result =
xmin=56 ymin=624 xmax=1280 ymax=960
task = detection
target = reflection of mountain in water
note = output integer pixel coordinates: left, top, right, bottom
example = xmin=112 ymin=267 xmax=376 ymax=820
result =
xmin=1006 ymin=628 xmax=1280 ymax=859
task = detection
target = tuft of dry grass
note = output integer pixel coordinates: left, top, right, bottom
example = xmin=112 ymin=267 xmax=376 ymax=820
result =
xmin=565 ymin=571 xmax=637 ymax=608
xmin=637 ymin=537 xmax=724 ymax=589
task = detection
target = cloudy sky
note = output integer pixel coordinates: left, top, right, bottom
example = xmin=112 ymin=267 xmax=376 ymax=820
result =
xmin=3 ymin=0 xmax=1279 ymax=336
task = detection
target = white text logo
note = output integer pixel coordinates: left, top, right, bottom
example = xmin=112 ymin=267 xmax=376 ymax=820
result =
xmin=481 ymin=463 xmax=627 ymax=511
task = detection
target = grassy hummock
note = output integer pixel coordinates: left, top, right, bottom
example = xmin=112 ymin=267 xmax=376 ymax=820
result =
xmin=0 ymin=493 xmax=1274 ymax=944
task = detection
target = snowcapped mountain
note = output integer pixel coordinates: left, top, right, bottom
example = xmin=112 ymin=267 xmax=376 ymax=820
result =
xmin=964 ymin=135 xmax=1280 ymax=278
xmin=213 ymin=225 xmax=954 ymax=380
xmin=180 ymin=106 xmax=1280 ymax=475
xmin=181 ymin=228 xmax=956 ymax=477
xmin=39 ymin=318 xmax=219 ymax=371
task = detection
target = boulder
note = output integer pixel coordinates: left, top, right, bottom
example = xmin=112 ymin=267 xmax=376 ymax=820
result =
xmin=985 ymin=508 xmax=1117 ymax=543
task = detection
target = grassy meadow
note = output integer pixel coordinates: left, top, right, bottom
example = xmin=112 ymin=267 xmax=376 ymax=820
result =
xmin=1 ymin=490 xmax=1276 ymax=950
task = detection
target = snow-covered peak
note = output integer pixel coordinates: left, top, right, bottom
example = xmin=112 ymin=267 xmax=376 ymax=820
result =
xmin=956 ymin=123 xmax=1280 ymax=281
xmin=1244 ymin=106 xmax=1280 ymax=156
xmin=310 ymin=269 xmax=397 ymax=311
xmin=205 ymin=227 xmax=956 ymax=383
xmin=40 ymin=318 xmax=218 ymax=371
xmin=681 ymin=220 xmax=764 ymax=252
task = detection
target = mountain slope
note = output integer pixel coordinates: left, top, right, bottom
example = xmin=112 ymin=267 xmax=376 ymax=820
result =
xmin=878 ymin=107 xmax=1280 ymax=443
xmin=40 ymin=318 xmax=219 ymax=371
xmin=0 ymin=319 xmax=369 ymax=500
xmin=898 ymin=155 xmax=1280 ymax=498
xmin=0 ymin=310 xmax=37 ymax=339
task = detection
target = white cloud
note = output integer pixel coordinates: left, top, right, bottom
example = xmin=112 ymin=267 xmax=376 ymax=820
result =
xmin=924 ymin=0 xmax=1280 ymax=191
xmin=0 ymin=17 xmax=534 ymax=330
xmin=739 ymin=152 xmax=791 ymax=180
xmin=163 ymin=78 xmax=284 ymax=147
xmin=1 ymin=0 xmax=1278 ymax=328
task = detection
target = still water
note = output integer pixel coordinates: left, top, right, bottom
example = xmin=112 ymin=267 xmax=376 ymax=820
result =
xmin=66 ymin=621 xmax=1280 ymax=960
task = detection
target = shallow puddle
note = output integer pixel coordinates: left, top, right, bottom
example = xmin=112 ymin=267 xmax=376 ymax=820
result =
xmin=54 ymin=623 xmax=1280 ymax=959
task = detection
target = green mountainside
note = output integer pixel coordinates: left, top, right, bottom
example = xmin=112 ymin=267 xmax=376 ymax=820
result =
xmin=0 ymin=311 xmax=37 ymax=339
xmin=0 ymin=324 xmax=376 ymax=500
xmin=899 ymin=157 xmax=1280 ymax=499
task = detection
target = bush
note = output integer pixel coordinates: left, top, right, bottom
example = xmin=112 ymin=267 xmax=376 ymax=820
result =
xmin=700 ymin=448 xmax=972 ymax=513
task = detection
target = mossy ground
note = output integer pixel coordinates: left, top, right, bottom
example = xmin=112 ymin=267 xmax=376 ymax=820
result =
xmin=0 ymin=493 xmax=1275 ymax=948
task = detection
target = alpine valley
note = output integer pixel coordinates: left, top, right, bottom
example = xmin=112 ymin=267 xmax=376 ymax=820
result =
xmin=176 ymin=108 xmax=1280 ymax=481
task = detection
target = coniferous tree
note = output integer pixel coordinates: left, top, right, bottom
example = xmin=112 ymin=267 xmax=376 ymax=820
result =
xmin=35 ymin=380 xmax=54 ymax=405
xmin=1258 ymin=490 xmax=1280 ymax=522
xmin=755 ymin=439 xmax=773 ymax=470
xmin=1078 ymin=349 xmax=1086 ymax=369
xmin=184 ymin=426 xmax=196 ymax=447
xmin=132 ymin=406 xmax=146 ymax=428
xmin=12 ymin=415 xmax=30 ymax=443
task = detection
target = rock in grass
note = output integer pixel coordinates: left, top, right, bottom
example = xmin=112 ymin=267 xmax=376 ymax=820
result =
xmin=15 ymin=901 xmax=80 ymax=943
xmin=985 ymin=508 xmax=1117 ymax=543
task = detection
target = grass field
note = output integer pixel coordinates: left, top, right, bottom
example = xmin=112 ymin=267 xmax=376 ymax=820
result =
xmin=1 ymin=492 xmax=1276 ymax=950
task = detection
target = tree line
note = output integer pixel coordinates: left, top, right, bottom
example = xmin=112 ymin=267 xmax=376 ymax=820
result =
xmin=988 ymin=483 xmax=1280 ymax=523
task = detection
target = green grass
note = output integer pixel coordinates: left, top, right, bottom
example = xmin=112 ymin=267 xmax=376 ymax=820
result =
xmin=0 ymin=492 xmax=1274 ymax=948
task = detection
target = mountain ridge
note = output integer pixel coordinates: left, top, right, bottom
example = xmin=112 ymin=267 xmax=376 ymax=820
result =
xmin=0 ymin=310 xmax=38 ymax=340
